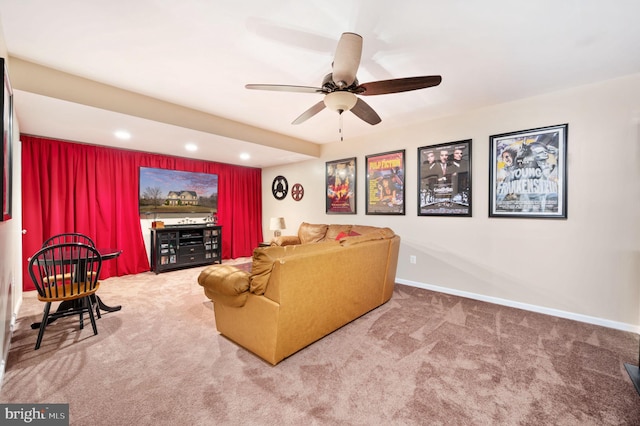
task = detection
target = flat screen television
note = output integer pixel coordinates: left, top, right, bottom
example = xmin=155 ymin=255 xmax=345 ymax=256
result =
xmin=139 ymin=167 xmax=218 ymax=215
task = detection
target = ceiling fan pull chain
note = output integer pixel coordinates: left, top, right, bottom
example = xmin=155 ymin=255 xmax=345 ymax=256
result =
xmin=339 ymin=111 xmax=344 ymax=142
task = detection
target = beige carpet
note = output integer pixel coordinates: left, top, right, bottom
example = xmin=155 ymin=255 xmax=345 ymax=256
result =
xmin=1 ymin=259 xmax=639 ymax=425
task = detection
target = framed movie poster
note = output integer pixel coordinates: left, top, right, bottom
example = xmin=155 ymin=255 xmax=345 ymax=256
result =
xmin=326 ymin=157 xmax=356 ymax=214
xmin=418 ymin=140 xmax=472 ymax=216
xmin=489 ymin=124 xmax=568 ymax=219
xmin=365 ymin=149 xmax=405 ymax=215
xmin=1 ymin=58 xmax=13 ymax=222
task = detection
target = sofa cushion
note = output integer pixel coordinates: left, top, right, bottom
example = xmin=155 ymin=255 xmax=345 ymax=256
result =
xmin=325 ymin=224 xmax=352 ymax=241
xmin=298 ymin=222 xmax=328 ymax=244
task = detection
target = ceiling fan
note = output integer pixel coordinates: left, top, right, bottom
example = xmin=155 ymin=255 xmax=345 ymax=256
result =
xmin=245 ymin=32 xmax=442 ymax=128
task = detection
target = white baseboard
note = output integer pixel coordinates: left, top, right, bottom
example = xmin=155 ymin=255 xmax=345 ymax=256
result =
xmin=396 ymin=278 xmax=640 ymax=334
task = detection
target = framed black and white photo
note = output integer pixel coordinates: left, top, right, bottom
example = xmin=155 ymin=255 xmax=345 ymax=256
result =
xmin=365 ymin=150 xmax=405 ymax=215
xmin=326 ymin=157 xmax=356 ymax=214
xmin=418 ymin=140 xmax=472 ymax=216
xmin=489 ymin=124 xmax=568 ymax=219
xmin=1 ymin=58 xmax=13 ymax=222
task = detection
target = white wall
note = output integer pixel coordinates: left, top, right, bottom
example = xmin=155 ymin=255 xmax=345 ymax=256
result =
xmin=0 ymin=21 xmax=23 ymax=385
xmin=262 ymin=73 xmax=640 ymax=332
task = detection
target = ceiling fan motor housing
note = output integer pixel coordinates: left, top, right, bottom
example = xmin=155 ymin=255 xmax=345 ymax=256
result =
xmin=322 ymin=73 xmax=359 ymax=93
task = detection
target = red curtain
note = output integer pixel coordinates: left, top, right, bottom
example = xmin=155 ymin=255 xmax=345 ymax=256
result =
xmin=21 ymin=135 xmax=262 ymax=291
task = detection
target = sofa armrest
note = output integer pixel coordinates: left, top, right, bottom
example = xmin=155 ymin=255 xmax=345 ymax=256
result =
xmin=271 ymin=235 xmax=301 ymax=246
xmin=198 ymin=264 xmax=250 ymax=307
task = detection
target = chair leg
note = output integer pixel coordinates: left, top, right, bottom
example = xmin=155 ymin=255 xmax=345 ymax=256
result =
xmin=93 ymin=294 xmax=101 ymax=319
xmin=79 ymin=305 xmax=84 ymax=330
xmin=35 ymin=302 xmax=52 ymax=350
xmin=86 ymin=297 xmax=98 ymax=336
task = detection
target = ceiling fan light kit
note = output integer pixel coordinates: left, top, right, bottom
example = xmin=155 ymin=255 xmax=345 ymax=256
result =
xmin=324 ymin=91 xmax=358 ymax=112
xmin=245 ymin=32 xmax=442 ymax=129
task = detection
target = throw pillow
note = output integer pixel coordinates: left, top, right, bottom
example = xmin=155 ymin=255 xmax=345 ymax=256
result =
xmin=335 ymin=230 xmax=361 ymax=240
xmin=340 ymin=229 xmax=394 ymax=246
xmin=325 ymin=224 xmax=352 ymax=240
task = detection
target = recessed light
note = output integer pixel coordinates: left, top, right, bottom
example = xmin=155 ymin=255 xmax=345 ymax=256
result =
xmin=185 ymin=143 xmax=198 ymax=152
xmin=114 ymin=130 xmax=131 ymax=140
xmin=240 ymin=153 xmax=250 ymax=160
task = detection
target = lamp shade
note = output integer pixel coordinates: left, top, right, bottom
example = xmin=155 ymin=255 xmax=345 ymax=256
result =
xmin=323 ymin=91 xmax=358 ymax=112
xmin=269 ymin=217 xmax=286 ymax=231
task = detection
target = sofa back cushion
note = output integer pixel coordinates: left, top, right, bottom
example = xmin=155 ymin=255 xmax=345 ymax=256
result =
xmin=298 ymin=222 xmax=328 ymax=244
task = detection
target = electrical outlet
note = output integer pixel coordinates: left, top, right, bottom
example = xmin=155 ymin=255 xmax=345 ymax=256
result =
xmin=410 ymin=255 xmax=417 ymax=264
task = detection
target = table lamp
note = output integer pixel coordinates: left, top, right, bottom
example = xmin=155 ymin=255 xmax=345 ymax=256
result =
xmin=269 ymin=217 xmax=286 ymax=238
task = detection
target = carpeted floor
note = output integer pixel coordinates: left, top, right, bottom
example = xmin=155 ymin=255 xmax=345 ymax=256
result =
xmin=1 ymin=260 xmax=639 ymax=425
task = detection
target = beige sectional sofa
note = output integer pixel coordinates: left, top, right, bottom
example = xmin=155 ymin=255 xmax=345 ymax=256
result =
xmin=197 ymin=223 xmax=400 ymax=365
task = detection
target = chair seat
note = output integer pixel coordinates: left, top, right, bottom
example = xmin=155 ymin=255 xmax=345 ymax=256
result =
xmin=37 ymin=281 xmax=101 ymax=302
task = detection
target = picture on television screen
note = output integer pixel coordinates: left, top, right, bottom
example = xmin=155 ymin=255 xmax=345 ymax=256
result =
xmin=139 ymin=167 xmax=218 ymax=214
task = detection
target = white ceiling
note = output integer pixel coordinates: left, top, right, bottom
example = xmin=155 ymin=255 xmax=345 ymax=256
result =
xmin=1 ymin=0 xmax=640 ymax=167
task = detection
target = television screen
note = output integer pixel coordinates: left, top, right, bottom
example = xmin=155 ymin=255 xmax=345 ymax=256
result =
xmin=139 ymin=167 xmax=218 ymax=215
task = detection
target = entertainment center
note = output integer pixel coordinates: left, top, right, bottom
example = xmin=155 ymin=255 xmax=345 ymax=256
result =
xmin=150 ymin=225 xmax=222 ymax=273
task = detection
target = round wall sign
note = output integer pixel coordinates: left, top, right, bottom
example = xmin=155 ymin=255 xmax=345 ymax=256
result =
xmin=272 ymin=175 xmax=288 ymax=200
xmin=291 ymin=183 xmax=304 ymax=201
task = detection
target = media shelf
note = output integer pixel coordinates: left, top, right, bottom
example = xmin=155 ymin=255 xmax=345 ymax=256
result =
xmin=150 ymin=225 xmax=222 ymax=274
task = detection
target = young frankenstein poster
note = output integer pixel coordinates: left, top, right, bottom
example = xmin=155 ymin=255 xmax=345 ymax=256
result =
xmin=490 ymin=124 xmax=567 ymax=218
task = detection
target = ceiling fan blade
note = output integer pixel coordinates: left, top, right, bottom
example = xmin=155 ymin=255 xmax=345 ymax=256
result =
xmin=245 ymin=84 xmax=324 ymax=94
xmin=350 ymin=98 xmax=381 ymax=125
xmin=356 ymin=75 xmax=442 ymax=96
xmin=332 ymin=32 xmax=363 ymax=88
xmin=292 ymin=101 xmax=326 ymax=125
xmin=246 ymin=18 xmax=337 ymax=53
